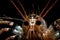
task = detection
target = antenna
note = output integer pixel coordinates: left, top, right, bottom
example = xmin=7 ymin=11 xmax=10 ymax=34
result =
xmin=17 ymin=0 xmax=28 ymax=19
xmin=38 ymin=5 xmax=40 ymax=15
xmin=32 ymin=4 xmax=34 ymax=14
xmin=42 ymin=0 xmax=58 ymax=18
xmin=10 ymin=0 xmax=27 ymax=21
xmin=40 ymin=0 xmax=50 ymax=17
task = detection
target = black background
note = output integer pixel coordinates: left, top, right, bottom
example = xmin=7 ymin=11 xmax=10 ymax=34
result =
xmin=0 ymin=0 xmax=60 ymax=40
xmin=0 ymin=0 xmax=60 ymax=26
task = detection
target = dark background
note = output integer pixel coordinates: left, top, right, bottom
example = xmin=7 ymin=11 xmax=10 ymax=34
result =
xmin=0 ymin=0 xmax=60 ymax=26
xmin=0 ymin=0 xmax=60 ymax=40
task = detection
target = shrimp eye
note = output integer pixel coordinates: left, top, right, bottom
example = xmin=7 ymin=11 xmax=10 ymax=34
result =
xmin=24 ymin=21 xmax=29 ymax=26
xmin=36 ymin=21 xmax=41 ymax=25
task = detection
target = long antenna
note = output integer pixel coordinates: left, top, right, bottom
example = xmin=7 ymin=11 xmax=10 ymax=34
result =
xmin=40 ymin=0 xmax=50 ymax=17
xmin=38 ymin=5 xmax=40 ymax=15
xmin=42 ymin=0 xmax=58 ymax=18
xmin=17 ymin=0 xmax=28 ymax=19
xmin=32 ymin=4 xmax=34 ymax=14
xmin=0 ymin=17 xmax=24 ymax=22
xmin=10 ymin=0 xmax=27 ymax=21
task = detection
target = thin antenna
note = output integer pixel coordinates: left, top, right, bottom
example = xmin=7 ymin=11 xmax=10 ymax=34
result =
xmin=10 ymin=0 xmax=27 ymax=21
xmin=0 ymin=17 xmax=24 ymax=22
xmin=36 ymin=10 xmax=37 ymax=15
xmin=38 ymin=5 xmax=40 ymax=15
xmin=32 ymin=4 xmax=34 ymax=14
xmin=42 ymin=0 xmax=58 ymax=18
xmin=17 ymin=0 xmax=28 ymax=19
xmin=40 ymin=0 xmax=50 ymax=16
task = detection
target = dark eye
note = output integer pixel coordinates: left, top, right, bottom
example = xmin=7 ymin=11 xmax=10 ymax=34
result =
xmin=24 ymin=21 xmax=29 ymax=26
xmin=36 ymin=21 xmax=41 ymax=25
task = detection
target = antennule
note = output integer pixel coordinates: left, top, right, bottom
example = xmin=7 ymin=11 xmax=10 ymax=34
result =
xmin=10 ymin=0 xmax=27 ymax=21
xmin=40 ymin=0 xmax=50 ymax=17
xmin=42 ymin=0 xmax=58 ymax=18
xmin=17 ymin=0 xmax=28 ymax=19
